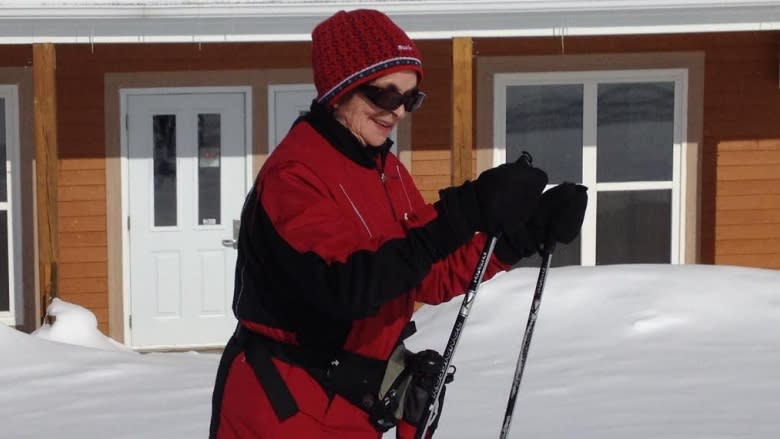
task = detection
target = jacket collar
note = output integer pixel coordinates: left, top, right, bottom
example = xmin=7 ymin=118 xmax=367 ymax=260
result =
xmin=301 ymin=100 xmax=393 ymax=170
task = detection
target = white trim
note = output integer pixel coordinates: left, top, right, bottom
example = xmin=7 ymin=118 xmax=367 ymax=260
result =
xmin=596 ymin=181 xmax=675 ymax=191
xmin=1 ymin=22 xmax=779 ymax=44
xmin=674 ymin=70 xmax=689 ymax=264
xmin=494 ymin=69 xmax=687 ymax=266
xmin=0 ymin=1 xmax=779 ymax=43
xmin=119 ymin=86 xmax=252 ymax=345
xmin=0 ymin=85 xmax=21 ymax=326
xmin=119 ymin=90 xmax=130 ymax=343
xmin=581 ymin=83 xmax=598 ymax=267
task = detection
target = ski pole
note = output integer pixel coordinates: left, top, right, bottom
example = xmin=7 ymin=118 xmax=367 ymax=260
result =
xmin=498 ymin=241 xmax=556 ymax=439
xmin=414 ymin=234 xmax=499 ymax=439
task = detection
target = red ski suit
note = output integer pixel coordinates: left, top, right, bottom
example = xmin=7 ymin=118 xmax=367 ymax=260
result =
xmin=210 ymin=105 xmax=509 ymax=438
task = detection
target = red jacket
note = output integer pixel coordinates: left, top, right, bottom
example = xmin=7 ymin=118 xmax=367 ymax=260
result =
xmin=213 ymin=103 xmax=509 ymax=438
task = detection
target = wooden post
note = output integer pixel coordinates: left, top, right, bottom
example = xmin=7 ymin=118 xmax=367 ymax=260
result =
xmin=33 ymin=43 xmax=60 ymax=324
xmin=451 ymin=37 xmax=474 ymax=185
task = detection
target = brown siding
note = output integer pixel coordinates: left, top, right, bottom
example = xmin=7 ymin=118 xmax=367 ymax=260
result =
xmin=474 ymin=31 xmax=780 ymax=268
xmin=0 ymin=45 xmax=32 ymax=67
xmin=410 ymin=40 xmax=454 ymax=200
xmin=58 ymin=156 xmax=108 ymax=332
xmin=715 ymin=139 xmax=780 ymax=268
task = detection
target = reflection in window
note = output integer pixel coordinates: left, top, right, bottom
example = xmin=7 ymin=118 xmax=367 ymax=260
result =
xmin=153 ymin=115 xmax=177 ymax=227
xmin=506 ymin=84 xmax=583 ymax=183
xmin=597 ymin=82 xmax=674 ymax=182
xmin=597 ymin=190 xmax=671 ymax=264
xmin=198 ymin=114 xmax=221 ymax=226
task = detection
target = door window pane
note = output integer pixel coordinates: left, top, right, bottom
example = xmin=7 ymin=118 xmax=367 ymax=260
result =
xmin=0 ymin=211 xmax=8 ymax=312
xmin=198 ymin=114 xmax=221 ymax=226
xmin=153 ymin=115 xmax=177 ymax=227
xmin=597 ymin=82 xmax=674 ymax=182
xmin=596 ymin=190 xmax=671 ymax=264
xmin=506 ymin=84 xmax=583 ymax=183
xmin=0 ymin=98 xmax=6 ymax=203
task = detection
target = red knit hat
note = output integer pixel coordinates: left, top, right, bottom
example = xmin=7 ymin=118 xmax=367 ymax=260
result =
xmin=312 ymin=9 xmax=423 ymax=107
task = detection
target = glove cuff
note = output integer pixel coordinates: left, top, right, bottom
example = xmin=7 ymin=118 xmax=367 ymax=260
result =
xmin=435 ymin=181 xmax=481 ymax=236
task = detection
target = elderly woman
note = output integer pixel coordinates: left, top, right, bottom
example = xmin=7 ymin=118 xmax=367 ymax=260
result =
xmin=209 ymin=8 xmax=586 ymax=439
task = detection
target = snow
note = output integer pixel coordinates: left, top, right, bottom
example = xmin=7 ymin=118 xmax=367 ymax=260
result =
xmin=32 ymin=298 xmax=133 ymax=352
xmin=1 ymin=264 xmax=779 ymax=438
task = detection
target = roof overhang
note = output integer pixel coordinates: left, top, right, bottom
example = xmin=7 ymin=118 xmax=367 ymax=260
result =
xmin=0 ymin=1 xmax=779 ymax=44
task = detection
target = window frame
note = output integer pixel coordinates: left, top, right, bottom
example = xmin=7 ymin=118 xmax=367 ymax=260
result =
xmin=493 ymin=69 xmax=688 ymax=265
xmin=0 ymin=84 xmax=21 ymax=325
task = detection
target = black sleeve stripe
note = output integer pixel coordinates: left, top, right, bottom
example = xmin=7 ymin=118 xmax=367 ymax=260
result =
xmin=251 ymin=200 xmax=471 ymax=321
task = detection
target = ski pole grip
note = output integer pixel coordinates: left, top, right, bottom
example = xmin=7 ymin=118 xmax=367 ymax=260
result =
xmin=537 ymin=234 xmax=556 ymax=258
xmin=542 ymin=239 xmax=556 ymax=257
xmin=517 ymin=150 xmax=533 ymax=167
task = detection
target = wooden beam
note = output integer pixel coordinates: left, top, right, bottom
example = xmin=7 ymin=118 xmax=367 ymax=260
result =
xmin=33 ymin=43 xmax=60 ymax=324
xmin=451 ymin=37 xmax=474 ymax=185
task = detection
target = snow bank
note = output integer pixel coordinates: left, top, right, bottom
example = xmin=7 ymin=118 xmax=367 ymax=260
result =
xmin=32 ymin=298 xmax=133 ymax=352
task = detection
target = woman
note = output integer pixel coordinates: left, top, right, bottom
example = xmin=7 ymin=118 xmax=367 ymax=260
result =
xmin=210 ymin=9 xmax=586 ymax=439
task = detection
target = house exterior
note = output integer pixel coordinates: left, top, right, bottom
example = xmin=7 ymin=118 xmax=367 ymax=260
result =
xmin=0 ymin=0 xmax=778 ymax=349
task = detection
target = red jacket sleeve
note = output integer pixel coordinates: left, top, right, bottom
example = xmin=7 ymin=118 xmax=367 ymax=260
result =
xmin=393 ymin=164 xmax=511 ymax=305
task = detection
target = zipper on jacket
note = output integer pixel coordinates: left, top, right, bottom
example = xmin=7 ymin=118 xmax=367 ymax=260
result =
xmin=376 ymin=152 xmax=399 ymax=221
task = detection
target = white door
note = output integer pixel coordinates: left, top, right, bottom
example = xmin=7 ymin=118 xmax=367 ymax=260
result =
xmin=126 ymin=92 xmax=246 ymax=348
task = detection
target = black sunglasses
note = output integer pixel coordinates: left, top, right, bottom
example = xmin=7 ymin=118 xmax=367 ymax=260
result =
xmin=357 ymin=84 xmax=426 ymax=113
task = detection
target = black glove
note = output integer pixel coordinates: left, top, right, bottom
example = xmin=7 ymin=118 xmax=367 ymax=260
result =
xmin=436 ymin=159 xmax=548 ymax=236
xmin=495 ymin=182 xmax=588 ymax=264
xmin=401 ymin=349 xmax=455 ymax=437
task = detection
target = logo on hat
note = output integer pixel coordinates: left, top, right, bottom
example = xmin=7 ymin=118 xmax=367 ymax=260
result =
xmin=397 ymin=44 xmax=414 ymax=51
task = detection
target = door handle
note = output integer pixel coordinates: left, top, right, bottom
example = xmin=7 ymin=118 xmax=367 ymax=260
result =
xmin=223 ymin=219 xmax=240 ymax=250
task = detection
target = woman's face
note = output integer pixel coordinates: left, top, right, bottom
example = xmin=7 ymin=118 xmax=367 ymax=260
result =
xmin=333 ymin=70 xmax=418 ymax=147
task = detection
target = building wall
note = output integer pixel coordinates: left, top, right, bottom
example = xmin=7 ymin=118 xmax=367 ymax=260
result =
xmin=0 ymin=45 xmax=31 ymax=68
xmin=1 ymin=31 xmax=778 ymax=332
xmin=409 ymin=41 xmax=454 ymax=202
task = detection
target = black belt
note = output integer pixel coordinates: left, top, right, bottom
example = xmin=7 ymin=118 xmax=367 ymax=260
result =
xmin=239 ymin=328 xmax=300 ymax=421
xmin=234 ymin=326 xmax=390 ymax=421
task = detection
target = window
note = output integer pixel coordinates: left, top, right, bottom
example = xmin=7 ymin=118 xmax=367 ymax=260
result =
xmin=494 ymin=70 xmax=687 ymax=266
xmin=0 ymin=85 xmax=20 ymax=325
xmin=267 ymin=84 xmax=398 ymax=155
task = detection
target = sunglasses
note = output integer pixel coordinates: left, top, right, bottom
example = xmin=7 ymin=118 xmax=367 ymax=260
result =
xmin=357 ymin=84 xmax=426 ymax=113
